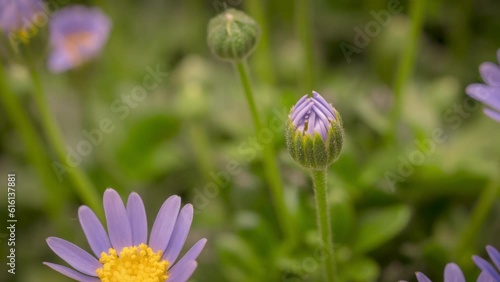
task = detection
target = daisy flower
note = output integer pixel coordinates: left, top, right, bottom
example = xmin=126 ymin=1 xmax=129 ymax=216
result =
xmin=0 ymin=0 xmax=45 ymax=34
xmin=466 ymin=49 xmax=500 ymax=122
xmin=48 ymin=5 xmax=111 ymax=73
xmin=44 ymin=188 xmax=206 ymax=282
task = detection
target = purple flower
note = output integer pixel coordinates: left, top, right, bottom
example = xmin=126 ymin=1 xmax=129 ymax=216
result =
xmin=0 ymin=0 xmax=44 ymax=34
xmin=473 ymin=246 xmax=500 ymax=282
xmin=406 ymin=262 xmax=499 ymax=282
xmin=48 ymin=5 xmax=111 ymax=73
xmin=466 ymin=49 xmax=500 ymax=122
xmin=44 ymin=188 xmax=206 ymax=282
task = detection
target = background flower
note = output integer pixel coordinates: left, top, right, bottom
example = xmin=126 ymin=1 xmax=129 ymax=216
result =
xmin=48 ymin=5 xmax=111 ymax=73
xmin=466 ymin=49 xmax=500 ymax=122
xmin=0 ymin=0 xmax=44 ymax=34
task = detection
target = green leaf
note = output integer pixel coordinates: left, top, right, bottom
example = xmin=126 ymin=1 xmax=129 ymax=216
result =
xmin=115 ymin=114 xmax=180 ymax=180
xmin=216 ymin=234 xmax=266 ymax=281
xmin=352 ymin=204 xmax=411 ymax=253
xmin=330 ymin=189 xmax=355 ymax=244
xmin=340 ymin=256 xmax=380 ymax=282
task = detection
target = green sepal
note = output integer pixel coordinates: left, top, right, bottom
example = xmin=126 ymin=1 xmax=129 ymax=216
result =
xmin=304 ymin=133 xmax=315 ymax=168
xmin=313 ymin=132 xmax=328 ymax=169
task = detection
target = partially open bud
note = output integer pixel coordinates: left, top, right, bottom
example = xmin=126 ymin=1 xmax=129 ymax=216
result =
xmin=286 ymin=91 xmax=344 ymax=170
xmin=207 ymin=8 xmax=260 ymax=61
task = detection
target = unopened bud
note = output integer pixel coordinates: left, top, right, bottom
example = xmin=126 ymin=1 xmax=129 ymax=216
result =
xmin=207 ymin=8 xmax=260 ymax=61
xmin=286 ymin=91 xmax=344 ymax=170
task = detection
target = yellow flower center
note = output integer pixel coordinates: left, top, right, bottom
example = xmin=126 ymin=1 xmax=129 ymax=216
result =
xmin=96 ymin=243 xmax=169 ymax=282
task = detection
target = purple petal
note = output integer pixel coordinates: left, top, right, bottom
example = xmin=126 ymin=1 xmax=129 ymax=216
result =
xmin=313 ymin=104 xmax=328 ymax=122
xmin=307 ymin=111 xmax=316 ymax=136
xmin=444 ymin=263 xmax=465 ymax=282
xmin=314 ymin=100 xmax=335 ymax=120
xmin=484 ymin=108 xmax=500 ymax=123
xmin=149 ymin=195 xmax=181 ymax=253
xmin=315 ymin=118 xmax=327 ymax=140
xmin=78 ymin=206 xmax=111 ymax=258
xmin=126 ymin=192 xmax=148 ymax=246
xmin=291 ymin=94 xmax=310 ymax=120
xmin=486 ymin=245 xmax=500 ymax=271
xmin=292 ymin=102 xmax=313 ymax=126
xmin=103 ymin=188 xmax=132 ymax=252
xmin=480 ymin=62 xmax=500 ymax=87
xmin=415 ymin=272 xmax=432 ymax=282
xmin=48 ymin=49 xmax=76 ymax=73
xmin=43 ymin=262 xmax=99 ymax=281
xmin=313 ymin=99 xmax=335 ymax=121
xmin=168 ymin=260 xmax=198 ymax=282
xmin=312 ymin=91 xmax=335 ymax=117
xmin=46 ymin=237 xmax=101 ymax=276
xmin=171 ymin=238 xmax=207 ymax=270
xmin=473 ymin=256 xmax=500 ymax=281
xmin=466 ymin=84 xmax=500 ymax=111
xmin=163 ymin=204 xmax=194 ymax=264
xmin=477 ymin=272 xmax=497 ymax=282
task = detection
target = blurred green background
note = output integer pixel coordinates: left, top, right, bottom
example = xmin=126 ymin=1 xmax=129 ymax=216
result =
xmin=1 ymin=0 xmax=500 ymax=281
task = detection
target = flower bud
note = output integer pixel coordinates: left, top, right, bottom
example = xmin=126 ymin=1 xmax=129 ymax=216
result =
xmin=207 ymin=8 xmax=260 ymax=61
xmin=286 ymin=91 xmax=344 ymax=170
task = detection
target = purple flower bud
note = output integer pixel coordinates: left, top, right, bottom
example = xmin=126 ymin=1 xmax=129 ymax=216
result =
xmin=286 ymin=91 xmax=343 ymax=170
xmin=48 ymin=5 xmax=111 ymax=73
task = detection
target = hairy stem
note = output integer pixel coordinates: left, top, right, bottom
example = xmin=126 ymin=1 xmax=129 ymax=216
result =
xmin=311 ymin=169 xmax=337 ymax=282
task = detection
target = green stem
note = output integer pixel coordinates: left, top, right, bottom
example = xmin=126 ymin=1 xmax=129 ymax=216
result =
xmin=0 ymin=63 xmax=66 ymax=224
xmin=234 ymin=60 xmax=293 ymax=240
xmin=455 ymin=180 xmax=499 ymax=262
xmin=244 ymin=0 xmax=276 ymax=85
xmin=295 ymin=0 xmax=315 ymax=92
xmin=28 ymin=67 xmax=102 ymax=215
xmin=311 ymin=169 xmax=336 ymax=282
xmin=235 ymin=61 xmax=263 ymax=128
xmin=187 ymin=121 xmax=215 ymax=183
xmin=388 ymin=0 xmax=426 ymax=143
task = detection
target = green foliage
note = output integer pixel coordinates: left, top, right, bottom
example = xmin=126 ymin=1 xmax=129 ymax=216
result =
xmin=1 ymin=0 xmax=500 ymax=281
xmin=352 ymin=205 xmax=411 ymax=253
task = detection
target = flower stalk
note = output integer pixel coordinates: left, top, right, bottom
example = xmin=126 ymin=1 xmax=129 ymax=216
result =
xmin=208 ymin=8 xmax=293 ymax=240
xmin=388 ymin=0 xmax=426 ymax=143
xmin=235 ymin=60 xmax=294 ymax=240
xmin=28 ymin=66 xmax=102 ymax=215
xmin=0 ymin=62 xmax=67 ymax=226
xmin=312 ymin=168 xmax=337 ymax=282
